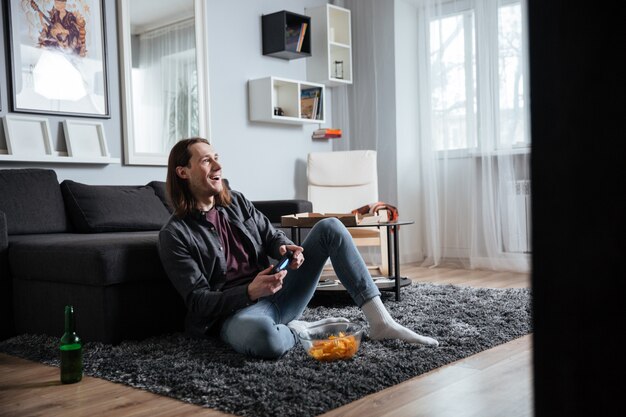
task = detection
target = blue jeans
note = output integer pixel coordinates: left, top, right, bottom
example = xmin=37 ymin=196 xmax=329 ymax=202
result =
xmin=219 ymin=218 xmax=381 ymax=359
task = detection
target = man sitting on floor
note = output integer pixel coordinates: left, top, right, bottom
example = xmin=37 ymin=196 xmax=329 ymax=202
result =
xmin=157 ymin=138 xmax=438 ymax=359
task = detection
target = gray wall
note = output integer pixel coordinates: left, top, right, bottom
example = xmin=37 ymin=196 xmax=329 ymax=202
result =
xmin=0 ymin=0 xmax=333 ymax=199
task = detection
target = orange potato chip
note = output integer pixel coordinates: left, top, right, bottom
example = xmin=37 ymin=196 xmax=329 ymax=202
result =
xmin=308 ymin=333 xmax=358 ymax=361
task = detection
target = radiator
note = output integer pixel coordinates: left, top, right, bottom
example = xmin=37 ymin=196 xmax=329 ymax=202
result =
xmin=503 ymin=180 xmax=531 ymax=253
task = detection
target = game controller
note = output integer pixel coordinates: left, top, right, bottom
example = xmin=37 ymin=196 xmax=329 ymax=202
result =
xmin=272 ymin=250 xmax=294 ymax=273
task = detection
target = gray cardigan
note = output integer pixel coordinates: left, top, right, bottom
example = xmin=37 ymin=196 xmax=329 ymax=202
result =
xmin=158 ymin=190 xmax=293 ymax=338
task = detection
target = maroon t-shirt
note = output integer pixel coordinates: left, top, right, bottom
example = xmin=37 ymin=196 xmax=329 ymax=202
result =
xmin=205 ymin=208 xmax=259 ymax=289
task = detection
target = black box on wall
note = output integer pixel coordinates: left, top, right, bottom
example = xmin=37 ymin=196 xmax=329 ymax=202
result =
xmin=262 ymin=10 xmax=311 ymax=60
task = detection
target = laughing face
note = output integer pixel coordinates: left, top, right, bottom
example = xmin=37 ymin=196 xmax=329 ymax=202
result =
xmin=176 ymin=142 xmax=223 ymax=209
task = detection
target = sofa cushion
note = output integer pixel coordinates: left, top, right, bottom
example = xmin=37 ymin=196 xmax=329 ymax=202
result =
xmin=61 ymin=180 xmax=170 ymax=233
xmin=0 ymin=169 xmax=69 ymax=235
xmin=8 ymin=232 xmax=167 ymax=286
xmin=147 ymin=181 xmax=173 ymax=213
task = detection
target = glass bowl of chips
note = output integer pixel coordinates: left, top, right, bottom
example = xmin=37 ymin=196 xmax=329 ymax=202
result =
xmin=298 ymin=321 xmax=364 ymax=361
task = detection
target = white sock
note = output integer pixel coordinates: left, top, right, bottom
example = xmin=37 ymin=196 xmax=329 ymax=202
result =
xmin=286 ymin=317 xmax=349 ymax=337
xmin=361 ymin=296 xmax=439 ymax=346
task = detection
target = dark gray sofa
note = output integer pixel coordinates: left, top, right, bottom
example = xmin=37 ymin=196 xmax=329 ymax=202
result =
xmin=0 ymin=168 xmax=311 ymax=344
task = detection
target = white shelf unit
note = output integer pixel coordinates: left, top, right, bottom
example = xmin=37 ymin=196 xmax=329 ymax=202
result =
xmin=248 ymin=76 xmax=325 ymax=124
xmin=306 ymin=4 xmax=353 ymax=86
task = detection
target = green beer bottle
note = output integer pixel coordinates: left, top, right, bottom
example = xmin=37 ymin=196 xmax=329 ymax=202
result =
xmin=60 ymin=305 xmax=83 ymax=384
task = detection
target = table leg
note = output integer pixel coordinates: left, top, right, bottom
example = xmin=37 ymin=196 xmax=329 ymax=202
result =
xmin=386 ymin=226 xmax=393 ymax=277
xmin=291 ymin=227 xmax=301 ymax=245
xmin=394 ymin=225 xmax=401 ymax=301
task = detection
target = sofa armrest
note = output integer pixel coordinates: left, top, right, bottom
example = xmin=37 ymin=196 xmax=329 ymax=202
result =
xmin=0 ymin=210 xmax=15 ymax=340
xmin=252 ymin=200 xmax=313 ymax=224
xmin=0 ymin=211 xmax=7 ymax=254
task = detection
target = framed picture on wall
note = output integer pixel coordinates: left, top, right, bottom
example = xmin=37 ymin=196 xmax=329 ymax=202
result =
xmin=7 ymin=0 xmax=109 ymax=118
xmin=2 ymin=114 xmax=54 ymax=156
xmin=62 ymin=119 xmax=109 ymax=157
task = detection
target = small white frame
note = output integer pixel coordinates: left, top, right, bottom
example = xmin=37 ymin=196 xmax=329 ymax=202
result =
xmin=62 ymin=119 xmax=110 ymax=158
xmin=2 ymin=115 xmax=53 ymax=156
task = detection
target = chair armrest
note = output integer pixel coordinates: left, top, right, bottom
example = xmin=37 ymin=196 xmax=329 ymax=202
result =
xmin=252 ymin=199 xmax=313 ymax=224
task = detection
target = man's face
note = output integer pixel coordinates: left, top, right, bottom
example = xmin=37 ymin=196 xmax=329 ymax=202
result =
xmin=54 ymin=0 xmax=67 ymax=11
xmin=177 ymin=142 xmax=223 ymax=202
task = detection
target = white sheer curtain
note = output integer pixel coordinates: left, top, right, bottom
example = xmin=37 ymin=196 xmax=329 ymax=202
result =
xmin=132 ymin=18 xmax=198 ymax=154
xmin=331 ymin=0 xmax=375 ymax=153
xmin=331 ymin=0 xmax=391 ymax=267
xmin=335 ymin=0 xmax=531 ymax=272
xmin=417 ymin=0 xmax=531 ymax=272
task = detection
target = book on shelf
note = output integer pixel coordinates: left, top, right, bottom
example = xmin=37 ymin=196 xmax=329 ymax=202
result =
xmin=285 ymin=25 xmax=300 ymax=52
xmin=296 ymin=23 xmax=308 ymax=52
xmin=315 ymin=91 xmax=323 ymax=119
xmin=315 ymin=128 xmax=342 ymax=135
xmin=312 ymin=134 xmax=341 ymax=139
xmin=286 ymin=22 xmax=307 ymax=52
xmin=301 ymin=87 xmax=322 ymax=119
xmin=301 ymin=97 xmax=318 ymax=119
xmin=317 ymin=279 xmax=339 ymax=288
xmin=301 ymin=87 xmax=321 ymax=99
xmin=312 ymin=128 xmax=342 ymax=139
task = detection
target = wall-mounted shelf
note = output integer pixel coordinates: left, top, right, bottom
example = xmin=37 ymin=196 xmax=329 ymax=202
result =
xmin=262 ymin=10 xmax=311 ymax=60
xmin=248 ymin=76 xmax=325 ymax=124
xmin=0 ymin=152 xmax=120 ymax=164
xmin=1 ymin=115 xmax=118 ymax=165
xmin=306 ymin=4 xmax=353 ymax=86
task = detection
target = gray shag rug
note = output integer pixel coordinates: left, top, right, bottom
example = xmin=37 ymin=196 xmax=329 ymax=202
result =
xmin=0 ymin=283 xmax=531 ymax=417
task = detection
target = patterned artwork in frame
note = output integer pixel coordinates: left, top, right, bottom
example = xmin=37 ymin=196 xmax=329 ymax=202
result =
xmin=7 ymin=0 xmax=109 ymax=117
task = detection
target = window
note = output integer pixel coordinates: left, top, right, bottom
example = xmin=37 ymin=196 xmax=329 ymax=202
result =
xmin=498 ymin=2 xmax=526 ymax=148
xmin=430 ymin=11 xmax=476 ymax=151
xmin=429 ymin=0 xmax=528 ymax=152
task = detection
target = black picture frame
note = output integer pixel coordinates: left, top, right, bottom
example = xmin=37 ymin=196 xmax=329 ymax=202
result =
xmin=6 ymin=0 xmax=110 ymax=118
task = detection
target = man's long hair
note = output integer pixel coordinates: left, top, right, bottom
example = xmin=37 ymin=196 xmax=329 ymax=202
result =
xmin=166 ymin=138 xmax=231 ymax=218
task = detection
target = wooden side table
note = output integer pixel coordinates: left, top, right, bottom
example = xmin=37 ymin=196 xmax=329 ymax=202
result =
xmin=288 ymin=220 xmax=414 ymax=301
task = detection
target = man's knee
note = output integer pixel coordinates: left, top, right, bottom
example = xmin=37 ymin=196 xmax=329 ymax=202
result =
xmin=315 ymin=217 xmax=347 ymax=237
xmin=319 ymin=217 xmax=343 ymax=229
xmin=247 ymin=322 xmax=291 ymax=359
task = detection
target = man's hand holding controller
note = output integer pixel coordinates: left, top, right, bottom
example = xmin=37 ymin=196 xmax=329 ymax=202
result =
xmin=247 ymin=245 xmax=304 ymax=301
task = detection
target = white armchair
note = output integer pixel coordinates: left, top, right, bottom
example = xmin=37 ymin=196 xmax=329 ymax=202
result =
xmin=307 ymin=150 xmax=389 ymax=275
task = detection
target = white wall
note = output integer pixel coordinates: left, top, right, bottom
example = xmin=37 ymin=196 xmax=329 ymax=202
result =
xmin=205 ymin=0 xmax=332 ymax=201
xmin=0 ymin=0 xmax=333 ymax=199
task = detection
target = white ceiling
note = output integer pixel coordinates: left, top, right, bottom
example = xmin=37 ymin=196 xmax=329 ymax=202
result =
xmin=130 ymin=0 xmax=195 ymax=34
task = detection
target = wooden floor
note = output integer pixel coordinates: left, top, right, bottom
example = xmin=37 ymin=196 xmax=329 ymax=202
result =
xmin=0 ymin=264 xmax=532 ymax=417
